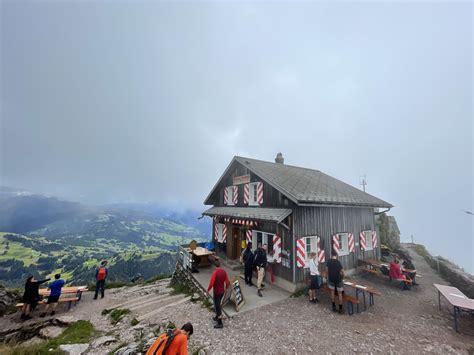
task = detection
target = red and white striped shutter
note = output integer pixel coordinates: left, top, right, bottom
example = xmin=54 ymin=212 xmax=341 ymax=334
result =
xmin=233 ymin=185 xmax=238 ymax=205
xmin=244 ymin=184 xmax=250 ymax=205
xmin=372 ymin=231 xmax=378 ymax=248
xmin=360 ymin=232 xmax=366 ymax=251
xmin=317 ymin=236 xmax=325 ymax=263
xmin=257 ymin=182 xmax=264 ymax=205
xmin=246 ymin=229 xmax=252 ymax=243
xmin=273 ymin=235 xmax=282 ymax=263
xmin=223 ymin=187 xmax=228 ymax=205
xmin=214 ymin=223 xmax=219 ymax=241
xmin=332 ymin=234 xmax=340 ymax=256
xmin=348 ymin=233 xmax=355 ymax=253
xmin=222 ymin=225 xmax=227 ymax=243
xmin=296 ymin=238 xmax=306 ymax=268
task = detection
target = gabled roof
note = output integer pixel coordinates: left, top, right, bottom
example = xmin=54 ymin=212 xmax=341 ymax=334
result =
xmin=204 ymin=156 xmax=392 ymax=208
xmin=203 ymin=207 xmax=292 ymax=223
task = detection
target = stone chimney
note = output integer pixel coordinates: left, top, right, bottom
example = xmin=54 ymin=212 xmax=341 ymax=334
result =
xmin=275 ymin=152 xmax=284 ymax=164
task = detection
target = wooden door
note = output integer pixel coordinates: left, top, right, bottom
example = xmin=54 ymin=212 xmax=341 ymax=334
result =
xmin=232 ymin=227 xmax=241 ymax=260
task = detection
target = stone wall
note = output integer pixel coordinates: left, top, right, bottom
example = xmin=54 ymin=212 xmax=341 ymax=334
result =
xmin=416 ymin=247 xmax=474 ymax=299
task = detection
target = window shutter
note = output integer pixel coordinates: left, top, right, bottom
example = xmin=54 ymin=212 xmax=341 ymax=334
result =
xmin=222 ymin=224 xmax=227 ymax=243
xmin=273 ymin=235 xmax=282 ymax=263
xmin=257 ymin=182 xmax=264 ymax=205
xmin=214 ymin=223 xmax=219 ymax=241
xmin=332 ymin=234 xmax=340 ymax=256
xmin=233 ymin=185 xmax=238 ymax=205
xmin=348 ymin=233 xmax=355 ymax=253
xmin=244 ymin=184 xmax=249 ymax=205
xmin=372 ymin=231 xmax=378 ymax=248
xmin=296 ymin=238 xmax=306 ymax=268
xmin=246 ymin=229 xmax=252 ymax=244
xmin=223 ymin=187 xmax=228 ymax=205
xmin=359 ymin=232 xmax=366 ymax=251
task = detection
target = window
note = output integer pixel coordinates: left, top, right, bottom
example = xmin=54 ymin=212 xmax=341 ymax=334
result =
xmin=249 ymin=182 xmax=259 ymax=206
xmin=338 ymin=233 xmax=349 ymax=256
xmin=304 ymin=236 xmax=318 ymax=263
xmin=226 ymin=186 xmax=235 ymax=206
xmin=251 ymin=230 xmax=274 ymax=252
xmin=217 ymin=223 xmax=225 ymax=243
xmin=364 ymin=231 xmax=373 ymax=250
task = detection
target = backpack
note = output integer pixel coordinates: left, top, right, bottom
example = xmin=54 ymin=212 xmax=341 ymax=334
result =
xmin=146 ymin=329 xmax=177 ymax=355
xmin=97 ymin=267 xmax=107 ymax=281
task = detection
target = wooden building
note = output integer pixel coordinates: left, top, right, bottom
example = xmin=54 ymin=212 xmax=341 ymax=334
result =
xmin=203 ymin=154 xmax=393 ymax=292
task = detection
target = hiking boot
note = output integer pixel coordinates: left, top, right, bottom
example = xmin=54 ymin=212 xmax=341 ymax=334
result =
xmin=214 ymin=323 xmax=223 ymax=329
xmin=314 ymin=298 xmax=319 ymax=303
xmin=212 ymin=316 xmax=219 ymax=322
xmin=40 ymin=313 xmax=46 ymax=318
xmin=332 ymin=304 xmax=337 ymax=312
xmin=258 ymin=289 xmax=263 ymax=297
xmin=339 ymin=306 xmax=344 ymax=314
xmin=51 ymin=311 xmax=55 ymax=316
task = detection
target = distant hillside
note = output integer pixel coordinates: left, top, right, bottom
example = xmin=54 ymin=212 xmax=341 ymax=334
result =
xmin=0 ymin=188 xmax=211 ymax=287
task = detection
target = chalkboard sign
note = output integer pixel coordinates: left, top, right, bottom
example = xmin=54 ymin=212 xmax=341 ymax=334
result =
xmin=220 ymin=277 xmax=245 ymax=312
xmin=232 ymin=278 xmax=245 ymax=311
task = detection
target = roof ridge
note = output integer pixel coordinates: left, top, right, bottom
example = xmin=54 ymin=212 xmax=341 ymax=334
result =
xmin=235 ymin=156 xmax=323 ymax=174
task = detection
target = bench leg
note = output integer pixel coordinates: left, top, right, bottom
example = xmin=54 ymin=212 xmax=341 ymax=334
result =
xmin=369 ymin=293 xmax=374 ymax=306
xmin=362 ymin=292 xmax=367 ymax=311
xmin=68 ymin=301 xmax=72 ymax=311
xmin=355 ymin=290 xmax=360 ymax=313
xmin=347 ymin=301 xmax=353 ymax=316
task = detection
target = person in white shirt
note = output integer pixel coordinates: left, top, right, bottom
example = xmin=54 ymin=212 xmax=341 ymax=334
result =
xmin=308 ymin=252 xmax=320 ymax=303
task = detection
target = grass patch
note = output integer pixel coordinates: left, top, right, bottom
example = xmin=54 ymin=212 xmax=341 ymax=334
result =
xmin=170 ymin=282 xmax=193 ymax=297
xmin=109 ymin=308 xmax=131 ymax=324
xmin=1 ymin=320 xmax=95 ymax=355
xmin=291 ymin=287 xmax=308 ymax=298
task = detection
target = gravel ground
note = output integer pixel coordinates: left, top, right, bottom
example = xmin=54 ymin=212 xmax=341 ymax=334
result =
xmin=155 ymin=245 xmax=474 ymax=354
xmin=2 ymin=246 xmax=473 ymax=354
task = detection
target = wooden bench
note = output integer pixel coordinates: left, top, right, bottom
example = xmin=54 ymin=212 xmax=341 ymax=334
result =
xmin=321 ymin=286 xmax=360 ymax=315
xmin=16 ymin=297 xmax=80 ymax=311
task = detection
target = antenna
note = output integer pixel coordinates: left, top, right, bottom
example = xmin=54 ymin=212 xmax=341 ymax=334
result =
xmin=359 ymin=175 xmax=367 ymax=192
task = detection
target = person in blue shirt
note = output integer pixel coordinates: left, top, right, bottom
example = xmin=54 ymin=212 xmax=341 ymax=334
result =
xmin=40 ymin=274 xmax=65 ymax=317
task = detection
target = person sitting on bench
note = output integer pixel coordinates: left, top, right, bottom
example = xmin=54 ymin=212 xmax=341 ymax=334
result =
xmin=389 ymin=258 xmax=411 ymax=289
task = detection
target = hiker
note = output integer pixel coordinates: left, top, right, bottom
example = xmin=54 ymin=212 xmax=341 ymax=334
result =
xmin=254 ymin=243 xmax=267 ymax=297
xmin=242 ymin=242 xmax=254 ymax=286
xmin=40 ymin=273 xmax=65 ymax=317
xmin=401 ymin=259 xmax=418 ymax=285
xmin=94 ymin=260 xmax=108 ymax=300
xmin=21 ymin=276 xmax=51 ymax=320
xmin=207 ymin=260 xmax=230 ymax=329
xmin=327 ymin=250 xmax=344 ymax=313
xmin=146 ymin=322 xmax=193 ymax=355
xmin=308 ymin=252 xmax=320 ymax=303
xmin=389 ymin=258 xmax=411 ymax=289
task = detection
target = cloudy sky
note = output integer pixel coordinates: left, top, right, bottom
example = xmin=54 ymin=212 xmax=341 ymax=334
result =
xmin=1 ymin=1 xmax=472 ymax=272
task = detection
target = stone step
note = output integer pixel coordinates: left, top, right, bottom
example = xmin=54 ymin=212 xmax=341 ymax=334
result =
xmin=128 ymin=294 xmax=180 ymax=313
xmin=110 ymin=292 xmax=167 ymax=310
xmin=137 ymin=296 xmax=190 ymax=322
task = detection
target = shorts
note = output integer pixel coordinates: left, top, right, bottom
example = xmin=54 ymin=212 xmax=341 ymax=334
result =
xmin=47 ymin=295 xmax=60 ymax=304
xmin=328 ymin=280 xmax=344 ymax=292
xmin=310 ymin=275 xmax=321 ymax=290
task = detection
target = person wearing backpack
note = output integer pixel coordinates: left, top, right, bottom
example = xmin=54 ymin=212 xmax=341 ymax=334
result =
xmin=94 ymin=260 xmax=108 ymax=300
xmin=146 ymin=322 xmax=193 ymax=355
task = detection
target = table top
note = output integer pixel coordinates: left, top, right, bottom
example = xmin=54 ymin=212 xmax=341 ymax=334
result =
xmin=434 ymin=283 xmax=474 ymax=310
xmin=364 ymin=259 xmax=417 ymax=274
xmin=192 ymin=247 xmax=215 ymax=257
xmin=320 ymin=271 xmax=381 ymax=296
xmin=39 ymin=286 xmax=88 ymax=295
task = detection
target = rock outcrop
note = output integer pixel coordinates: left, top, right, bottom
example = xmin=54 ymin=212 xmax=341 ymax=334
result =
xmin=0 ymin=284 xmax=20 ymax=316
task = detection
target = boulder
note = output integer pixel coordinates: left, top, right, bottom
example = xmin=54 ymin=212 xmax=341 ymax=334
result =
xmin=114 ymin=342 xmax=139 ymax=355
xmin=39 ymin=326 xmax=64 ymax=339
xmin=54 ymin=315 xmax=76 ymax=325
xmin=59 ymin=343 xmax=89 ymax=355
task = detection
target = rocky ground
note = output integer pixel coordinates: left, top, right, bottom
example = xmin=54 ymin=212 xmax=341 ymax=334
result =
xmin=1 ymin=245 xmax=473 ymax=354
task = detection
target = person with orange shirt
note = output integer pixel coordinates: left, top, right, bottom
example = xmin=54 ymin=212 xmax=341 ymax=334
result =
xmin=146 ymin=322 xmax=193 ymax=355
xmin=207 ymin=260 xmax=230 ymax=329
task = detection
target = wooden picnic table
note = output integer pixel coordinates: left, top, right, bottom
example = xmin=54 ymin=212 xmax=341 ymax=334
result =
xmin=434 ymin=283 xmax=474 ymax=332
xmin=365 ymin=259 xmax=420 ymax=276
xmin=39 ymin=286 xmax=88 ymax=301
xmin=190 ymin=247 xmax=215 ymax=267
xmin=320 ymin=271 xmax=382 ymax=313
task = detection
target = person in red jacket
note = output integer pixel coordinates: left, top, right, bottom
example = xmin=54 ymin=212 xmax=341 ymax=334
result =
xmin=207 ymin=260 xmax=230 ymax=329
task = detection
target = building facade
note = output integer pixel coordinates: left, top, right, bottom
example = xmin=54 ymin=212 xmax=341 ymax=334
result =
xmin=203 ymin=154 xmax=393 ymax=292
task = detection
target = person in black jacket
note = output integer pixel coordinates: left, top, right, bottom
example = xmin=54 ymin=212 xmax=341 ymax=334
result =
xmin=242 ymin=242 xmax=254 ymax=286
xmin=21 ymin=276 xmax=51 ymax=320
xmin=254 ymin=244 xmax=267 ymax=297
